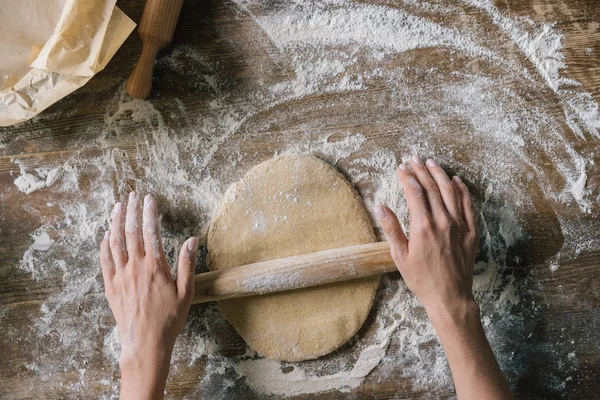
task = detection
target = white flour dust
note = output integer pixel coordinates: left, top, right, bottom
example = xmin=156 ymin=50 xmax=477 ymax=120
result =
xmin=2 ymin=0 xmax=599 ymax=398
xmin=12 ymin=159 xmax=62 ymax=195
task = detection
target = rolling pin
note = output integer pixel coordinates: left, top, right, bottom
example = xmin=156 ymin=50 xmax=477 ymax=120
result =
xmin=193 ymin=241 xmax=397 ymax=304
xmin=127 ymin=0 xmax=185 ymax=99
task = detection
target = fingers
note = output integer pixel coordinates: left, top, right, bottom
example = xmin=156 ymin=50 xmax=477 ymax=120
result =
xmin=125 ymin=192 xmax=144 ymax=259
xmin=177 ymin=237 xmax=199 ymax=302
xmin=109 ymin=202 xmax=128 ymax=267
xmin=397 ymin=163 xmax=429 ymax=222
xmin=375 ymin=205 xmax=408 ymax=265
xmin=425 ymin=159 xmax=460 ymax=221
xmin=143 ymin=194 xmax=166 ymax=261
xmin=409 ymin=155 xmax=447 ymax=217
xmin=453 ymin=176 xmax=477 ymax=235
xmin=100 ymin=231 xmax=116 ymax=290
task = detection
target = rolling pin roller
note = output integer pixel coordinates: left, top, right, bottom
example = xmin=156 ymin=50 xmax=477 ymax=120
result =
xmin=127 ymin=0 xmax=185 ymax=99
xmin=193 ymin=241 xmax=396 ymax=304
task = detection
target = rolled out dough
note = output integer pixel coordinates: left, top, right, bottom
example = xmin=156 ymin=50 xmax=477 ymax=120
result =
xmin=207 ymin=155 xmax=379 ymax=361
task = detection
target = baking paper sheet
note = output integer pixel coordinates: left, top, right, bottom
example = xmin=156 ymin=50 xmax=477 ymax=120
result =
xmin=0 ymin=0 xmax=136 ymax=126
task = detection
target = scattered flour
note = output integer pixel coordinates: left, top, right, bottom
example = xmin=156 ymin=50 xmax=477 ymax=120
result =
xmin=234 ymin=321 xmax=399 ymax=396
xmin=3 ymin=0 xmax=599 ymax=398
xmin=280 ymin=132 xmax=367 ymax=163
xmin=19 ymin=226 xmax=55 ymax=278
xmin=13 ymin=160 xmax=61 ymax=194
xmin=31 ymin=229 xmax=54 ymax=251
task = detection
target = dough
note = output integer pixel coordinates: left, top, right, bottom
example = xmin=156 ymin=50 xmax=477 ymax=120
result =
xmin=207 ymin=155 xmax=379 ymax=361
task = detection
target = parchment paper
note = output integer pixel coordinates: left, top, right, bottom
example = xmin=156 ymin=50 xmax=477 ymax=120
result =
xmin=0 ymin=0 xmax=135 ymax=127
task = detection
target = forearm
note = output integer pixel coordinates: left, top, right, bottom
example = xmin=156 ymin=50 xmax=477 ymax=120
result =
xmin=426 ymin=299 xmax=513 ymax=400
xmin=119 ymin=346 xmax=173 ymax=400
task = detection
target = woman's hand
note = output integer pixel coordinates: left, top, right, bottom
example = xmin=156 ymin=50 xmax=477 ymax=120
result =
xmin=100 ymin=192 xmax=198 ymax=400
xmin=376 ymin=156 xmax=513 ymax=400
xmin=375 ymin=156 xmax=479 ymax=323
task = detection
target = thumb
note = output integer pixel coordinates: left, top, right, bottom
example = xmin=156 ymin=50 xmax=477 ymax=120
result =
xmin=177 ymin=237 xmax=199 ymax=303
xmin=375 ymin=205 xmax=408 ymax=266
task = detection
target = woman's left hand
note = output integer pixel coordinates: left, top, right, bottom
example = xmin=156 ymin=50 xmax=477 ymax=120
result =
xmin=99 ymin=192 xmax=198 ymax=400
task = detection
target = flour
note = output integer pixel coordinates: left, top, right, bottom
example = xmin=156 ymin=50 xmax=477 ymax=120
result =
xmin=19 ymin=226 xmax=55 ymax=278
xmin=568 ymin=159 xmax=590 ymax=212
xmin=4 ymin=0 xmax=599 ymax=397
xmin=280 ymin=132 xmax=367 ymax=164
xmin=12 ymin=160 xmax=61 ymax=194
xmin=240 ymin=267 xmax=303 ymax=294
xmin=251 ymin=211 xmax=267 ymax=233
xmin=471 ymin=0 xmax=600 ymax=140
xmin=31 ymin=229 xmax=54 ymax=251
xmin=234 ymin=320 xmax=399 ymax=396
xmin=241 ymin=1 xmax=500 ymax=62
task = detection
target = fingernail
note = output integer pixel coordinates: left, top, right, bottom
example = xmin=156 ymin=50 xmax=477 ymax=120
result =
xmin=375 ymin=205 xmax=388 ymax=221
xmin=113 ymin=202 xmax=122 ymax=214
xmin=426 ymin=159 xmax=437 ymax=167
xmin=104 ymin=230 xmax=110 ymax=239
xmin=129 ymin=191 xmax=137 ymax=202
xmin=398 ymin=163 xmax=408 ymax=171
xmin=453 ymin=176 xmax=462 ymax=183
xmin=187 ymin=237 xmax=199 ymax=252
xmin=411 ymin=155 xmax=421 ymax=163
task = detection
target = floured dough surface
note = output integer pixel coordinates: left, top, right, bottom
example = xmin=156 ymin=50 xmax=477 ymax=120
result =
xmin=207 ymin=155 xmax=379 ymax=361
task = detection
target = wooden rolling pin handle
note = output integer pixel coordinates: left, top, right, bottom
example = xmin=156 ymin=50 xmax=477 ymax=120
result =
xmin=192 ymin=241 xmax=397 ymax=304
xmin=127 ymin=0 xmax=185 ymax=98
xmin=126 ymin=40 xmax=160 ymax=99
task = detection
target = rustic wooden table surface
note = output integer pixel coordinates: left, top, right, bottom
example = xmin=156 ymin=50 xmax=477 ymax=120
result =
xmin=1 ymin=0 xmax=599 ymax=399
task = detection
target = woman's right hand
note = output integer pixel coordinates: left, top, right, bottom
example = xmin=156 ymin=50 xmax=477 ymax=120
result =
xmin=375 ymin=155 xmax=480 ymax=322
xmin=376 ymin=156 xmax=513 ymax=400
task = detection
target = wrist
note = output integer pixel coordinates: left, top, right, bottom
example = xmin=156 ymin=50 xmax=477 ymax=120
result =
xmin=119 ymin=343 xmax=173 ymax=400
xmin=119 ymin=332 xmax=175 ymax=369
xmin=422 ymin=296 xmax=481 ymax=331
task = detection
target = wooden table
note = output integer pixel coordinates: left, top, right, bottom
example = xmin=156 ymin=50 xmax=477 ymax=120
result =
xmin=1 ymin=0 xmax=599 ymax=398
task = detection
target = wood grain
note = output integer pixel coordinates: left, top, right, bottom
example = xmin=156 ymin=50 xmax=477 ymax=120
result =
xmin=0 ymin=0 xmax=599 ymax=399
